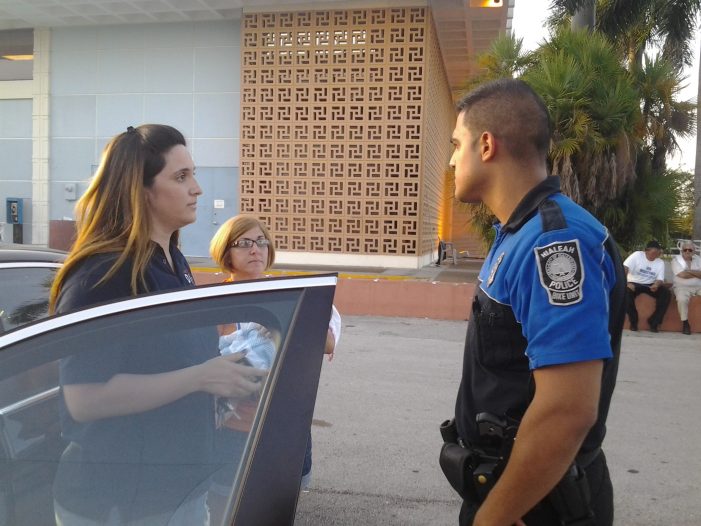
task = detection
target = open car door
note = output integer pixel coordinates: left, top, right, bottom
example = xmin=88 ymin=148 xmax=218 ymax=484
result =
xmin=0 ymin=274 xmax=336 ymax=526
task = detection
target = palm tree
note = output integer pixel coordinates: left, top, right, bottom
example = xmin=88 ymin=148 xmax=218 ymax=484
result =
xmin=463 ymin=8 xmax=696 ymax=247
xmin=475 ymin=32 xmax=533 ymax=81
xmin=635 ymin=56 xmax=696 ymax=176
xmin=523 ymin=29 xmax=640 ymax=211
xmin=602 ymin=152 xmax=684 ymax=248
xmin=460 ymin=31 xmax=640 ymax=244
xmin=551 ymin=0 xmax=701 ymax=69
xmin=695 ymin=54 xmax=701 ymax=238
xmin=551 ymin=0 xmax=701 ymax=243
xmin=667 ymin=168 xmax=695 ymax=238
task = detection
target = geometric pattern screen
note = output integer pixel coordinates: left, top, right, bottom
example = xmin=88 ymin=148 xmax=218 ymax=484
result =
xmin=240 ymin=7 xmax=449 ymax=256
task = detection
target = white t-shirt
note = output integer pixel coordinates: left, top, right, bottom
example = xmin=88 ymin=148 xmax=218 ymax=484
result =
xmin=623 ymin=251 xmax=665 ymax=285
xmin=671 ymin=254 xmax=701 ymax=288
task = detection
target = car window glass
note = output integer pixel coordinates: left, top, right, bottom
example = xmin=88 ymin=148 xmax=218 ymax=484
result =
xmin=0 ymin=286 xmax=301 ymax=526
xmin=0 ymin=267 xmax=57 ymax=334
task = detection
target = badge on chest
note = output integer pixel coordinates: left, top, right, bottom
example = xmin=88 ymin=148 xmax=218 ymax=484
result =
xmin=487 ymin=252 xmax=505 ymax=286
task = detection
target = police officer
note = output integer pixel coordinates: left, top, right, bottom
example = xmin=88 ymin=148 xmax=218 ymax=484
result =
xmin=443 ymin=79 xmax=625 ymax=525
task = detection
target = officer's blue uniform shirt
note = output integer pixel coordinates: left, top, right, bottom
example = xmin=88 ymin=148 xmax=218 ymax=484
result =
xmin=479 ymin=177 xmax=616 ymax=370
xmin=450 ymin=176 xmax=625 ymax=523
xmin=456 ymin=175 xmax=624 ymax=458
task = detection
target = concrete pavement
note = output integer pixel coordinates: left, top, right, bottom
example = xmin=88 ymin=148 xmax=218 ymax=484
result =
xmin=294 ymin=317 xmax=701 ymax=525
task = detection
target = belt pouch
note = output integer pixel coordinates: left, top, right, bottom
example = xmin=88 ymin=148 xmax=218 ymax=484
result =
xmin=547 ymin=465 xmax=595 ymax=526
xmin=439 ymin=442 xmax=477 ymax=501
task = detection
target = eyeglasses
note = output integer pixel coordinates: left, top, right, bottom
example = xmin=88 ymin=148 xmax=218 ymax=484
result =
xmin=231 ymin=237 xmax=270 ymax=249
xmin=683 ymin=249 xmax=695 ymax=253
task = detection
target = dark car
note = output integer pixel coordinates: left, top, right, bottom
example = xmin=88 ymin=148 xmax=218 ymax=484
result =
xmin=0 ymin=246 xmax=65 ymax=335
xmin=0 ymin=249 xmax=335 ymax=525
xmin=0 ymin=246 xmax=66 ymax=524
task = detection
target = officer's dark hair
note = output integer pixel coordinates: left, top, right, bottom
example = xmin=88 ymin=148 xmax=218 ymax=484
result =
xmin=456 ymin=78 xmax=552 ymax=161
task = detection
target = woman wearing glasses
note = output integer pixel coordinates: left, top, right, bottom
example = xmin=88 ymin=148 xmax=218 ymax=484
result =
xmin=209 ymin=214 xmax=341 ymax=494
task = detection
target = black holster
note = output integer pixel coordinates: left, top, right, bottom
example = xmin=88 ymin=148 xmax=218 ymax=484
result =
xmin=438 ymin=419 xmax=498 ymax=503
xmin=439 ymin=419 xmax=474 ymax=501
xmin=439 ymin=442 xmax=479 ymax=502
xmin=439 ymin=417 xmax=596 ymax=525
xmin=547 ymin=464 xmax=596 ymax=526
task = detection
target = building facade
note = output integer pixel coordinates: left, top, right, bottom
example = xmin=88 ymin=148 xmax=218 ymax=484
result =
xmin=0 ymin=0 xmax=513 ymax=268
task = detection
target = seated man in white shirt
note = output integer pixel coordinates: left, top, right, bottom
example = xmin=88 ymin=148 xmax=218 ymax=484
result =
xmin=672 ymin=240 xmax=701 ymax=335
xmin=623 ymin=240 xmax=671 ymax=332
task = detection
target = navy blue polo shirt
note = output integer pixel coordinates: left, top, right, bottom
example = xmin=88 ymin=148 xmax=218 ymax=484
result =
xmin=54 ymin=244 xmax=219 ymax=520
xmin=56 ymin=243 xmax=195 ymax=313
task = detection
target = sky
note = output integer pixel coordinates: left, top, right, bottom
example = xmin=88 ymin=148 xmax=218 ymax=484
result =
xmin=510 ymin=0 xmax=700 ymax=173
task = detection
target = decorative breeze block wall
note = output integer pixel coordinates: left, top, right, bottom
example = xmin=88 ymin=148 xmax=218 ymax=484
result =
xmin=240 ymin=7 xmax=452 ymax=257
xmin=421 ymin=12 xmax=455 ymax=255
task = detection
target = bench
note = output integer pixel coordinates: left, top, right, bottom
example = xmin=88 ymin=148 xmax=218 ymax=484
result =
xmin=624 ymin=288 xmax=701 ymax=333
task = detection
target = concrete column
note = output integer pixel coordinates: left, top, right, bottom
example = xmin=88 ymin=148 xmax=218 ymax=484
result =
xmin=32 ymin=27 xmax=50 ymax=246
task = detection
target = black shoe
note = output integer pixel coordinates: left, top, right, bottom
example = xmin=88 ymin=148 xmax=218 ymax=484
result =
xmin=682 ymin=321 xmax=691 ymax=335
xmin=629 ymin=321 xmax=638 ymax=331
xmin=647 ymin=318 xmax=658 ymax=333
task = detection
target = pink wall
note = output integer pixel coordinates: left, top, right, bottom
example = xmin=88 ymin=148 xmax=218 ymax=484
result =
xmin=193 ymin=271 xmax=700 ymax=331
xmin=626 ymin=293 xmax=701 ymax=334
xmin=193 ymin=271 xmax=474 ymax=321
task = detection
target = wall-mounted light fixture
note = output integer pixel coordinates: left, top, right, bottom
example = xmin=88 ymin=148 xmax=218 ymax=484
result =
xmin=469 ymin=0 xmax=503 ymax=7
xmin=1 ymin=55 xmax=33 ymax=61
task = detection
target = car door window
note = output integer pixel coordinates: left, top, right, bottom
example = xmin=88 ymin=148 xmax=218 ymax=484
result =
xmin=0 ymin=266 xmax=59 ymax=334
xmin=0 ymin=275 xmax=335 ymax=526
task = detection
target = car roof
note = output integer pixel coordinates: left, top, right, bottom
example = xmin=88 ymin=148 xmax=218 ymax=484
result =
xmin=0 ymin=245 xmax=66 ymax=264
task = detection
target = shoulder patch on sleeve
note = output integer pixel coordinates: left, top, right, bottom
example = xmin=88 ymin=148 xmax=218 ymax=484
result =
xmin=534 ymin=239 xmax=584 ymax=306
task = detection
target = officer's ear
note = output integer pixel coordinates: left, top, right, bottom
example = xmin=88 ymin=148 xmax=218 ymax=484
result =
xmin=479 ymin=131 xmax=496 ymax=162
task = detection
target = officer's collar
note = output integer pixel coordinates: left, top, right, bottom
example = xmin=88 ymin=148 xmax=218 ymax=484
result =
xmin=502 ymin=176 xmax=561 ymax=233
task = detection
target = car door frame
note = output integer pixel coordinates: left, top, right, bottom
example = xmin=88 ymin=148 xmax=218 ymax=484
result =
xmin=0 ymin=273 xmax=337 ymax=526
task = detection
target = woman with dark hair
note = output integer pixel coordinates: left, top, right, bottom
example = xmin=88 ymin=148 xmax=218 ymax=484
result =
xmin=50 ymin=125 xmax=265 ymax=525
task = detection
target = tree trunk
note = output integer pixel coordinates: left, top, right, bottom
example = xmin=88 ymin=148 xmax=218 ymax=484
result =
xmin=694 ymin=39 xmax=701 ymax=238
xmin=571 ymin=0 xmax=596 ymax=31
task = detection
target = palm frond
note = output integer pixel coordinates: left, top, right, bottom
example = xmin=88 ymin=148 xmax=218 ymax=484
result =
xmin=656 ymin=0 xmax=701 ymax=67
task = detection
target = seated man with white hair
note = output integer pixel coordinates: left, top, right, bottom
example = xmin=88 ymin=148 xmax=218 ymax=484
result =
xmin=672 ymin=240 xmax=701 ymax=335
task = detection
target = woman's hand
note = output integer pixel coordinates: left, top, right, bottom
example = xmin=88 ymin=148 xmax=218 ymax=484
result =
xmin=197 ymin=352 xmax=268 ymax=399
xmin=324 ymin=328 xmax=336 ymax=361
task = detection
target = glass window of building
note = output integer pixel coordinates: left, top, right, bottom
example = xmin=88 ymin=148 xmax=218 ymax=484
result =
xmin=0 ymin=29 xmax=33 ymax=81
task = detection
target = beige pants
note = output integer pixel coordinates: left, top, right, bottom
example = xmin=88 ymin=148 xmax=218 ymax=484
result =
xmin=674 ymin=286 xmax=701 ymax=321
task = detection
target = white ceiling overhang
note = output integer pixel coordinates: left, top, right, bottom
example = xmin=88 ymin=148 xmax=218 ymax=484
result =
xmin=0 ymin=0 xmax=513 ymax=90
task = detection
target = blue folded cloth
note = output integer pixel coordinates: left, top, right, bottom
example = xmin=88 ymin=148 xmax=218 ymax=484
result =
xmin=219 ymin=323 xmax=276 ymax=369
